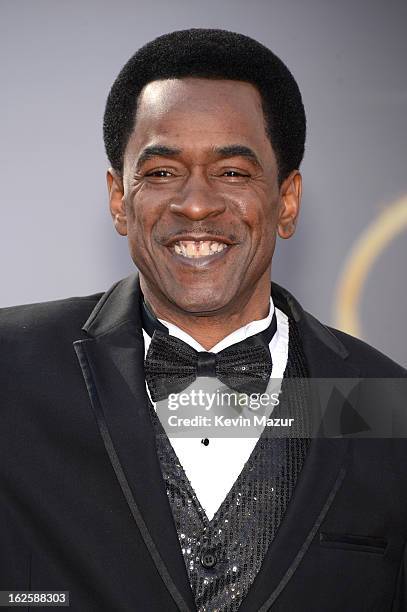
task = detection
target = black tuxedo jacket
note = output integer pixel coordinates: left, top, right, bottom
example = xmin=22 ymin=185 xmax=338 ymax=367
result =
xmin=1 ymin=272 xmax=407 ymax=612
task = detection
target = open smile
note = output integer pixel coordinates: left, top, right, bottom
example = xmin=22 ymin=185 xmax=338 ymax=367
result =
xmin=173 ymin=239 xmax=228 ymax=257
xmin=163 ymin=235 xmax=237 ymax=267
xmin=167 ymin=240 xmax=233 ymax=267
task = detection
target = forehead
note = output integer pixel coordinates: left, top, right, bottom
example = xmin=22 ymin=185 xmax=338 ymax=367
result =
xmin=126 ymin=78 xmax=271 ymax=157
xmin=137 ymin=77 xmax=264 ymax=115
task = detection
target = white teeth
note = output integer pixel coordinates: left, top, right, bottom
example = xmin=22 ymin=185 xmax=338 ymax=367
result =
xmin=186 ymin=242 xmax=195 ymax=257
xmin=201 ymin=241 xmax=212 ymax=256
xmin=172 ymin=240 xmax=228 ymax=258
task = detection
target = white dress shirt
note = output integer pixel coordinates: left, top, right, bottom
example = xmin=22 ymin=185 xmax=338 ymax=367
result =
xmin=142 ymin=297 xmax=289 ymax=520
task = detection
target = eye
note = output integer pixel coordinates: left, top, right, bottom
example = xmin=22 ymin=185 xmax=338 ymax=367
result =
xmin=145 ymin=169 xmax=173 ymax=178
xmin=222 ymin=170 xmax=249 ymax=177
xmin=217 ymin=168 xmax=251 ymax=181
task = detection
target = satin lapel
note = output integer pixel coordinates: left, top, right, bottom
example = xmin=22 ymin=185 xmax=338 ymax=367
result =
xmin=73 ymin=275 xmax=195 ymax=612
xmin=238 ymin=286 xmax=361 ymax=611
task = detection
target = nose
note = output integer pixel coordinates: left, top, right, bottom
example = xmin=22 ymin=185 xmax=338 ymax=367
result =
xmin=169 ymin=173 xmax=227 ymax=221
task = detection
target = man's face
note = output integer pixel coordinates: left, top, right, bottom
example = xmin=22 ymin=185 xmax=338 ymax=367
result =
xmin=108 ymin=78 xmax=301 ymax=314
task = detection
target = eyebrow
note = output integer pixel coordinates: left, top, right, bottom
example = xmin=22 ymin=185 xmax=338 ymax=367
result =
xmin=136 ymin=145 xmax=182 ymax=170
xmin=135 ymin=143 xmax=261 ymax=170
xmin=212 ymin=145 xmax=261 ymax=167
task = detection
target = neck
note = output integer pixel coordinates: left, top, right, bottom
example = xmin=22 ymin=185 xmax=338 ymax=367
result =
xmin=140 ymin=272 xmax=272 ymax=350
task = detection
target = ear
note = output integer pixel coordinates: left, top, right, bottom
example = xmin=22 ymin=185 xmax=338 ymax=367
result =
xmin=107 ymin=168 xmax=127 ymax=236
xmin=277 ymin=171 xmax=302 ymax=239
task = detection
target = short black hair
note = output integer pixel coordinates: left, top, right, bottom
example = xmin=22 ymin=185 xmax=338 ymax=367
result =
xmin=103 ymin=28 xmax=306 ymax=184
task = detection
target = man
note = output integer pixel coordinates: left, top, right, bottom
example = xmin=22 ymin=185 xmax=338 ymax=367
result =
xmin=1 ymin=29 xmax=406 ymax=612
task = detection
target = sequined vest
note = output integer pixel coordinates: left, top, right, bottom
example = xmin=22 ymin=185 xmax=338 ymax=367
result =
xmin=148 ymin=315 xmax=312 ymax=612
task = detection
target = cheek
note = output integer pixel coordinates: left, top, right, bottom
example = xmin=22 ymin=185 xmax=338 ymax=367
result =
xmin=126 ymin=193 xmax=158 ymax=238
xmin=125 ymin=195 xmax=172 ymax=264
xmin=238 ymin=194 xmax=278 ymax=234
xmin=244 ymin=196 xmax=279 ymax=264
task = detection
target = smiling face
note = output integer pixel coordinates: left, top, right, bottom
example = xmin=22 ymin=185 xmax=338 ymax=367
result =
xmin=108 ymin=78 xmax=301 ymax=319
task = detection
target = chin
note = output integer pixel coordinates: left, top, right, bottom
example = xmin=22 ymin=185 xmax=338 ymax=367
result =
xmin=168 ymin=287 xmax=235 ymax=315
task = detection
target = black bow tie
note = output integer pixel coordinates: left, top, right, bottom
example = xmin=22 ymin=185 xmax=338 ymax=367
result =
xmin=142 ymin=299 xmax=277 ymax=402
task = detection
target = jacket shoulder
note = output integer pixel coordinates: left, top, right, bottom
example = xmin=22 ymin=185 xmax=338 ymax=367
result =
xmin=274 ymin=282 xmax=406 ymax=377
xmin=326 ymin=324 xmax=407 ymax=377
xmin=0 ymin=292 xmax=103 ymax=341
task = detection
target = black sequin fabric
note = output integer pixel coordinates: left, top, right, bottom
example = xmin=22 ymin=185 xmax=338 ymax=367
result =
xmin=148 ymin=315 xmax=312 ymax=612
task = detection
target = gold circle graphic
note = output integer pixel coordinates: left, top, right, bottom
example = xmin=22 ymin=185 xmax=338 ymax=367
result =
xmin=334 ymin=195 xmax=407 ymax=337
